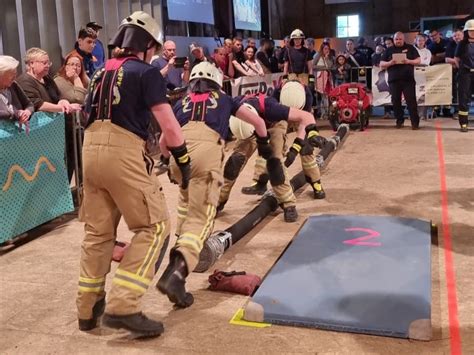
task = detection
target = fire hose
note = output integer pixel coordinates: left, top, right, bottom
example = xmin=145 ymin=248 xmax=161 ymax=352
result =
xmin=194 ymin=124 xmax=350 ymax=273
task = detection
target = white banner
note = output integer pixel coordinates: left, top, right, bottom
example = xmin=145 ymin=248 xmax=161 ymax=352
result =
xmin=230 ymin=73 xmax=284 ymax=97
xmin=371 ymin=64 xmax=452 ymax=106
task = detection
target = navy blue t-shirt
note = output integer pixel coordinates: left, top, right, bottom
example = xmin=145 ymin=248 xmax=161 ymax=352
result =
xmin=86 ymin=59 xmax=168 ymax=140
xmin=284 ymin=47 xmax=311 ymax=74
xmin=235 ymin=95 xmax=290 ymax=123
xmin=455 ymin=41 xmax=474 ymax=70
xmin=381 ymin=44 xmax=420 ymax=83
xmin=173 ymin=90 xmax=241 ymax=139
xmin=427 ymin=38 xmax=447 ymax=55
xmin=151 ymin=56 xmax=185 ymax=89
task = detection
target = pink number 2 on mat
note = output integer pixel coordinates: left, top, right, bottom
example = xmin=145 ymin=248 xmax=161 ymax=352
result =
xmin=343 ymin=228 xmax=382 ymax=247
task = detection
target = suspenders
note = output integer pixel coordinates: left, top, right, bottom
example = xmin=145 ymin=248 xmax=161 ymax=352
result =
xmin=87 ymin=56 xmax=138 ymax=126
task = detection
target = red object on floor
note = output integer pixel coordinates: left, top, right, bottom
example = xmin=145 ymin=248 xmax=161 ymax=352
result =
xmin=112 ymin=241 xmax=130 ymax=262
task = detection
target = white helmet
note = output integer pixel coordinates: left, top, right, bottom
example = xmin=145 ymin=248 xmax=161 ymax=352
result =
xmin=290 ymin=29 xmax=305 ymax=40
xmin=280 ymin=81 xmax=306 ymax=109
xmin=189 ymin=62 xmax=223 ymax=87
xmin=120 ymin=11 xmax=163 ymax=48
xmin=464 ymin=19 xmax=474 ymax=31
xmin=229 ymin=103 xmax=257 ymax=140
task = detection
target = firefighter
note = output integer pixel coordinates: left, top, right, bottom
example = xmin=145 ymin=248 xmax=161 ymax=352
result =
xmin=283 ymin=29 xmax=315 ymax=106
xmin=156 ymin=61 xmax=278 ymax=308
xmin=76 ymin=11 xmax=190 ymax=338
xmin=455 ymin=19 xmax=474 ymax=133
xmin=217 ymin=84 xmax=327 ymax=223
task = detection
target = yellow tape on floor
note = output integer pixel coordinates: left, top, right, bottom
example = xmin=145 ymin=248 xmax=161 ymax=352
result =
xmin=229 ymin=308 xmax=271 ymax=328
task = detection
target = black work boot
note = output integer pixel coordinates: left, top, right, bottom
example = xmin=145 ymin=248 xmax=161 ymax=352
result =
xmin=312 ymin=181 xmax=326 ymax=199
xmin=78 ymin=297 xmax=106 ymax=331
xmin=283 ymin=206 xmax=298 ymax=223
xmin=102 ymin=312 xmax=164 ymax=338
xmin=241 ymin=181 xmax=267 ymax=195
xmin=157 ymin=251 xmax=194 ymax=308
xmin=216 ymin=200 xmax=226 ymax=214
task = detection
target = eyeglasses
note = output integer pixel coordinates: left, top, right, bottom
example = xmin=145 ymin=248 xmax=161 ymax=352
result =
xmin=66 ymin=62 xmax=81 ymax=67
xmin=34 ymin=60 xmax=52 ymax=66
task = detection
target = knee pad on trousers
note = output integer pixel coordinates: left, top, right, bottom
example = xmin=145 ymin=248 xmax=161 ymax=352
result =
xmin=154 ymin=234 xmax=170 ymax=275
xmin=267 ymin=157 xmax=286 ymax=186
xmin=223 ymin=153 xmax=246 ymax=180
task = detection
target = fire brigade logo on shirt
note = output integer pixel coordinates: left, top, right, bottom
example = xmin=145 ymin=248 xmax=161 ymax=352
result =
xmin=182 ymin=91 xmax=219 ymax=114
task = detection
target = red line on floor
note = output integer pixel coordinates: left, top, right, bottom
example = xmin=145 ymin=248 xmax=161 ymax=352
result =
xmin=436 ymin=121 xmax=461 ymax=355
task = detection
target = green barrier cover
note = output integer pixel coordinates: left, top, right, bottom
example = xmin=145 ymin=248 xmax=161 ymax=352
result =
xmin=0 ymin=112 xmax=74 ymax=243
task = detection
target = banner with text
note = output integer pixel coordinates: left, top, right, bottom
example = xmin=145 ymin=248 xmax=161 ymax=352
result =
xmin=371 ymin=64 xmax=452 ymax=106
xmin=230 ymin=73 xmax=285 ymax=97
xmin=0 ymin=113 xmax=74 ymax=243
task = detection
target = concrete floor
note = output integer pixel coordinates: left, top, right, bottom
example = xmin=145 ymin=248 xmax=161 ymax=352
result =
xmin=0 ymin=117 xmax=473 ymax=354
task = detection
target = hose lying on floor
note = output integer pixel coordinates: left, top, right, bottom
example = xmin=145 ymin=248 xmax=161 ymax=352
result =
xmin=194 ymin=124 xmax=350 ymax=273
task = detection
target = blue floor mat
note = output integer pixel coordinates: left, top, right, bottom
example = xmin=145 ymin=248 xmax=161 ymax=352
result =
xmin=245 ymin=215 xmax=432 ymax=340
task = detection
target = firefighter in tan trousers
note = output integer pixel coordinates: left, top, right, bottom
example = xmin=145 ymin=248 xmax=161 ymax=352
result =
xmin=76 ymin=12 xmax=191 ymax=338
xmin=156 ymin=62 xmax=279 ymax=308
xmin=218 ymin=82 xmax=327 ymax=222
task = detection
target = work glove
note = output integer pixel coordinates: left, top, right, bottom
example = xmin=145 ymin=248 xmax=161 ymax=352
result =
xmin=170 ymin=143 xmax=191 ymax=189
xmin=255 ymin=132 xmax=273 ymax=160
xmin=284 ymin=137 xmax=305 ymax=167
xmin=305 ymin=124 xmax=327 ymax=149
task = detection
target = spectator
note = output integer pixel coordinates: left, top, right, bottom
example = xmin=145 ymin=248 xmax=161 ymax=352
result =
xmin=356 ymin=37 xmax=374 ymax=66
xmin=69 ymin=27 xmax=98 ymax=78
xmin=333 ymin=54 xmax=351 ymax=86
xmin=0 ymin=55 xmax=33 ymax=123
xmin=384 ymin=36 xmax=394 ymax=49
xmin=344 ymin=39 xmax=366 ymax=82
xmin=380 ymin=32 xmax=421 ymax=129
xmin=313 ymin=43 xmax=334 ymax=117
xmin=278 ymin=35 xmax=290 ymax=71
xmin=414 ymin=34 xmax=432 ymax=120
xmin=54 ymin=52 xmax=89 ymax=104
xmin=323 ymin=37 xmax=337 ymax=57
xmin=382 ymin=37 xmax=395 ymax=119
xmin=305 ymin=38 xmax=316 ymax=58
xmin=151 ymin=40 xmax=190 ymax=89
xmin=86 ymin=21 xmax=105 ymax=70
xmin=228 ymin=37 xmax=247 ymax=78
xmin=189 ymin=43 xmax=209 ymax=69
xmin=371 ymin=44 xmax=385 ymax=67
xmin=256 ymin=37 xmax=278 ymax=74
xmin=428 ymin=29 xmax=447 ymax=64
xmin=246 ymin=37 xmax=257 ymax=49
xmin=54 ymin=52 xmax=89 ymax=181
xmin=243 ymin=46 xmax=264 ymax=76
xmin=17 ymin=48 xmax=79 ymax=114
xmin=211 ymin=47 xmax=228 ymax=78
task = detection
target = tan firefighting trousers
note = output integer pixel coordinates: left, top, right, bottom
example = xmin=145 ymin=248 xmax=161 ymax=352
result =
xmin=77 ymin=121 xmax=170 ymax=319
xmin=169 ymin=122 xmax=224 ymax=272
xmin=219 ymin=120 xmax=296 ymax=208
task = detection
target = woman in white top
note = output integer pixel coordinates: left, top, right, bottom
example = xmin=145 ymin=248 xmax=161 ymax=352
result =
xmin=415 ymin=34 xmax=432 ymax=120
xmin=243 ymin=46 xmax=265 ymax=76
xmin=415 ymin=34 xmax=432 ymax=66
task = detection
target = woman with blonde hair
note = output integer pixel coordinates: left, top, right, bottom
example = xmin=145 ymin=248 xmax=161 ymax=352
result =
xmin=17 ymin=47 xmax=80 ymax=113
xmin=0 ymin=55 xmax=33 ymax=123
